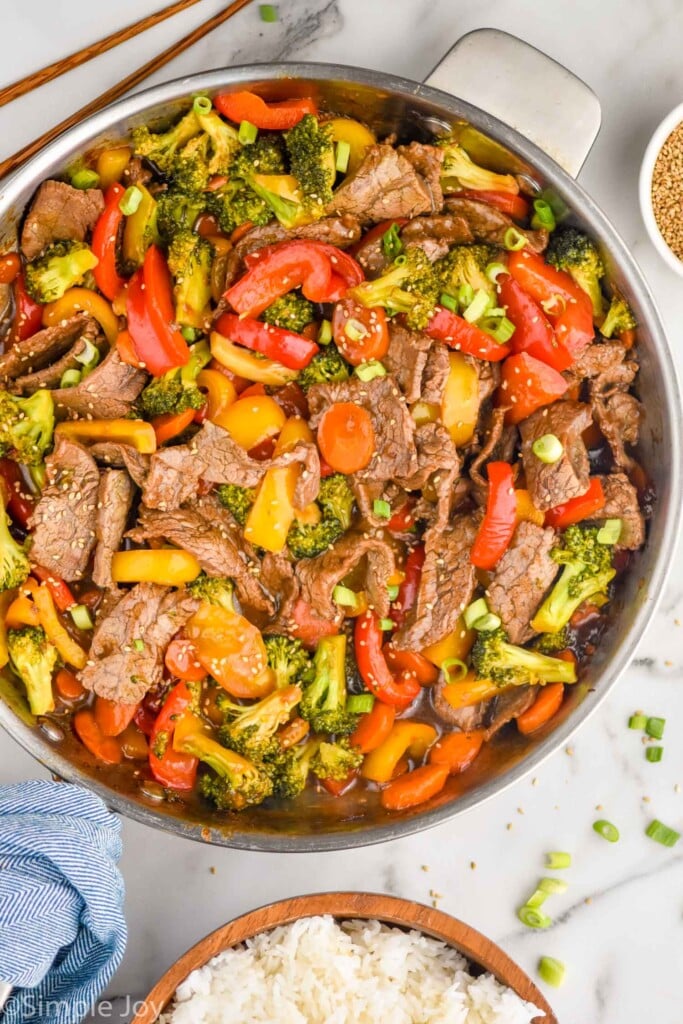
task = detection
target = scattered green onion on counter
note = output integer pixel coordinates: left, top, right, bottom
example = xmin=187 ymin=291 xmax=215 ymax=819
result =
xmin=646 ymin=746 xmax=663 ymax=763
xmin=645 ymin=820 xmax=680 ymax=847
xmin=259 ymin=3 xmax=278 ymax=21
xmin=538 ymin=956 xmax=566 ymax=988
xmin=628 ymin=713 xmax=648 ymax=730
xmin=645 ymin=716 xmax=666 ymax=739
xmin=517 ymin=905 xmax=552 ymax=929
xmin=593 ymin=819 xmax=620 ymax=843
xmin=545 ymin=851 xmax=572 ymax=870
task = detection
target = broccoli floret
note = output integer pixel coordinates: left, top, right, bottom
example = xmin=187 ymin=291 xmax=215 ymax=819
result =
xmin=299 ymin=634 xmax=358 ymax=736
xmin=0 ymin=502 xmax=29 ymax=592
xmin=24 ymin=240 xmax=99 ymax=304
xmin=216 ymin=483 xmax=256 ymax=526
xmin=170 ymin=134 xmax=211 ymax=192
xmin=131 ymin=108 xmax=201 ymax=176
xmin=218 ymin=685 xmax=302 ymax=761
xmin=228 ymin=137 xmax=312 ymax=230
xmin=177 ymin=721 xmax=272 ymax=810
xmin=7 ymin=626 xmax=58 ymax=717
xmin=286 ymin=517 xmax=344 ymax=559
xmin=195 ymin=105 xmax=241 ymax=176
xmin=167 ymin=230 xmax=214 ymax=329
xmin=231 ymin=136 xmax=287 ymax=178
xmin=546 ymin=227 xmax=606 ymax=320
xmin=285 ymin=114 xmax=335 ymax=212
xmin=317 ymin=473 xmax=354 ymax=531
xmin=531 ymin=525 xmax=616 ymax=635
xmin=437 ymin=140 xmax=519 ymax=195
xmin=271 ymin=737 xmax=320 ymax=799
xmin=435 ymin=243 xmax=500 ymax=305
xmin=156 ymin=189 xmax=209 ymax=242
xmin=600 ymin=293 xmax=636 ymax=339
xmin=533 ymin=627 xmax=570 ymax=655
xmin=139 ymin=340 xmax=209 ymax=416
xmin=471 ymin=627 xmax=578 ymax=687
xmin=311 ymin=738 xmax=363 ymax=782
xmin=298 ymin=344 xmax=350 ymax=392
xmin=348 ymin=248 xmax=440 ymax=331
xmin=0 ymin=390 xmax=54 ymax=466
xmin=264 ymin=635 xmax=313 ymax=689
xmin=207 ymin=180 xmax=273 ymax=235
xmin=261 ymin=292 xmax=315 ymax=333
xmin=186 ymin=574 xmax=235 ymax=613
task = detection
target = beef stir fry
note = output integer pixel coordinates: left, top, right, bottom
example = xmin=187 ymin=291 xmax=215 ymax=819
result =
xmin=0 ymin=90 xmax=647 ymax=814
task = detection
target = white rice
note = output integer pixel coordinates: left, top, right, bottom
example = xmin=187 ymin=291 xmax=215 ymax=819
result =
xmin=160 ymin=915 xmax=542 ymax=1024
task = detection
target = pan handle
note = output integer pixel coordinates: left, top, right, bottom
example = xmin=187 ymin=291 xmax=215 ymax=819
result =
xmin=423 ymin=29 xmax=601 ymax=178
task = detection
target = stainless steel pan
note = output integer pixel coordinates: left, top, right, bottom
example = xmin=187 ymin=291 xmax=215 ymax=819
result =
xmin=0 ymin=30 xmax=679 ymax=850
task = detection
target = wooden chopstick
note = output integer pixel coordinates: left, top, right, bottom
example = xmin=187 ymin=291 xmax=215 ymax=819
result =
xmin=0 ymin=0 xmax=255 ymax=182
xmin=0 ymin=0 xmax=206 ymax=109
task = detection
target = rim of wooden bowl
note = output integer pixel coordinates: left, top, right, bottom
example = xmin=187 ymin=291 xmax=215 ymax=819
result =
xmin=131 ymin=891 xmax=558 ymax=1024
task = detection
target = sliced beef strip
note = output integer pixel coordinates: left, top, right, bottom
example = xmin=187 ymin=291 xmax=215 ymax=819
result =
xmin=593 ymin=391 xmax=642 ymax=471
xmin=355 ymin=235 xmax=390 ymax=278
xmin=393 ymin=514 xmax=479 ymax=651
xmin=520 ymin=401 xmax=593 ymax=511
xmin=51 ymin=348 xmax=147 ymax=420
xmin=421 ymin=343 xmax=451 ymax=406
xmin=384 ymin=322 xmax=435 ymax=404
xmin=469 ymin=407 xmax=518 ymax=505
xmin=444 ymin=197 xmax=548 ymax=252
xmin=128 ymin=495 xmax=275 ymax=616
xmin=79 ymin=583 xmax=200 ymax=704
xmin=432 ymin=679 xmax=536 ymax=737
xmin=21 ymin=180 xmax=104 ymax=260
xmin=11 ymin=330 xmax=105 ymax=395
xmin=296 ymin=532 xmax=396 ymax=625
xmin=487 ymin=522 xmax=559 ymax=644
xmin=350 ymin=479 xmax=406 ymax=532
xmin=28 ymin=436 xmax=99 ymax=581
xmin=260 ymin=551 xmax=301 ymax=632
xmin=92 ymin=470 xmax=135 ymax=589
xmin=567 ymin=341 xmax=635 ymax=388
xmin=0 ymin=314 xmax=98 ymax=383
xmin=88 ymin=442 xmax=150 ymax=488
xmin=307 ymin=375 xmax=418 ymax=482
xmin=400 ymin=214 xmax=474 ymax=257
xmin=596 ymin=473 xmax=645 ymax=550
xmin=326 ymin=145 xmax=434 ymax=223
xmin=569 ymin=340 xmax=642 ymax=469
xmin=397 ymin=142 xmax=445 ymax=213
xmin=399 ymin=422 xmax=461 ymax=533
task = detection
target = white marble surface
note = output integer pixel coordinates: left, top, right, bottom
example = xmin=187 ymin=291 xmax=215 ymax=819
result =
xmin=1 ymin=1 xmax=683 ymax=1022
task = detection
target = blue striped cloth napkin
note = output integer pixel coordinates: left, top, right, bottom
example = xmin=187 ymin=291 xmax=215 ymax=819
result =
xmin=0 ymin=781 xmax=127 ymax=1024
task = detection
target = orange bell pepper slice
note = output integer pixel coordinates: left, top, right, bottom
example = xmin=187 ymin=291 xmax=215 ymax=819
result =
xmin=362 ymin=721 xmax=437 ymax=784
xmin=381 ymin=764 xmax=449 ymax=810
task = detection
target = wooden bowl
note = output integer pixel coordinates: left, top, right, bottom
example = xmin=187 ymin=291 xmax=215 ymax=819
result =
xmin=131 ymin=892 xmax=558 ymax=1024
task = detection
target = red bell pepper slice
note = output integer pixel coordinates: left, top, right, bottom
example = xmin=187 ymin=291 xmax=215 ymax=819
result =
xmin=149 ymin=680 xmax=198 ymax=790
xmin=499 ymin=351 xmax=569 ymax=425
xmin=289 ymin=598 xmax=340 ymax=649
xmin=544 ymin=477 xmax=606 ymax=529
xmin=92 ymin=183 xmax=127 ymax=301
xmin=452 ymin=189 xmax=530 ymax=222
xmin=387 ymin=500 xmax=416 ymax=534
xmin=383 ymin=644 xmax=439 ymax=686
xmin=11 ymin=274 xmax=43 ymax=341
xmin=126 ymin=247 xmax=190 ymax=376
xmin=507 ymin=249 xmax=594 ymax=356
xmin=354 ymin=611 xmax=421 ymax=710
xmin=243 ymin=242 xmax=365 ymax=298
xmin=214 ymin=91 xmax=317 ymax=130
xmin=215 ymin=312 xmax=319 ymax=370
xmin=498 ymin=275 xmax=573 ymax=372
xmin=470 ymin=461 xmax=518 ymax=570
xmin=31 ymin=566 xmax=76 ymax=612
xmin=0 ymin=458 xmax=35 ymax=528
xmin=391 ymin=545 xmax=424 ymax=629
xmin=164 ymin=636 xmax=206 ymax=682
xmin=320 ymin=771 xmax=358 ymax=797
xmin=425 ymin=306 xmax=510 ymax=361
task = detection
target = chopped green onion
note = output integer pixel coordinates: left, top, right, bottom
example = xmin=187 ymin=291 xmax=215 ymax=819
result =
xmin=70 ymin=604 xmax=94 ymax=631
xmin=439 ymin=292 xmax=458 ymax=313
xmin=238 ymin=120 xmax=258 ymax=145
xmin=525 ymin=888 xmax=549 ymax=909
xmin=539 ymin=877 xmax=568 ymax=895
xmin=344 ymin=318 xmax=368 ymax=342
xmin=335 ymin=140 xmax=351 ymax=174
xmin=393 ymin=253 xmax=408 ymax=267
xmin=71 ymin=168 xmax=100 ymax=190
xmin=504 ymin=227 xmax=527 ymax=251
xmin=192 ymin=95 xmax=213 ymax=115
xmin=537 ymin=187 xmax=569 ymax=222
xmin=538 ymin=956 xmax=566 ymax=988
xmin=382 ymin=223 xmax=403 ymax=261
xmin=486 ymin=306 xmax=506 ymax=318
xmin=646 ymin=716 xmax=665 ymax=739
xmin=119 ymin=186 xmax=143 ymax=216
xmin=486 ymin=261 xmax=509 ymax=284
xmin=545 ymin=851 xmax=572 ymax=870
xmin=481 ymin=315 xmax=515 ymax=344
xmin=593 ymin=819 xmax=620 ymax=843
xmin=355 ymin=360 xmax=386 ymax=382
xmin=386 ymin=584 xmax=400 ymax=601
xmin=441 ymin=658 xmax=468 ymax=682
xmin=532 ymin=433 xmax=564 ymax=464
xmin=379 ymin=618 xmax=395 ymax=632
xmin=347 ymin=693 xmax=375 ymax=714
xmin=517 ymin=905 xmax=552 ymax=929
xmin=181 ymin=326 xmax=200 ymax=342
xmin=373 ymin=499 xmax=391 ymax=519
xmin=646 ymin=746 xmax=663 ymax=763
xmin=317 ymin=319 xmax=332 ymax=345
xmin=531 ymin=198 xmax=557 ymax=232
xmin=463 ymin=598 xmax=489 ymax=630
xmin=628 ymin=713 xmax=647 ymax=730
xmin=597 ymin=518 xmax=622 ymax=545
xmin=456 ymin=282 xmax=474 ymax=308
xmin=259 ymin=3 xmax=278 ymax=20
xmin=645 ymin=819 xmax=680 ymax=847
xmin=60 ymin=368 xmax=82 ymax=389
xmin=74 ymin=338 xmax=101 ymax=372
xmin=463 ymin=288 xmax=491 ymax=323
xmin=333 ymin=584 xmax=361 ymax=607
xmin=472 ymin=612 xmax=502 ymax=632
xmin=28 ymin=464 xmax=46 ymax=491
xmin=132 ymin=638 xmax=145 ymax=652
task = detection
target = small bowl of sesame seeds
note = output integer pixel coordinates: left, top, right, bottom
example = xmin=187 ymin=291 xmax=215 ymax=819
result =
xmin=639 ymin=101 xmax=683 ymax=274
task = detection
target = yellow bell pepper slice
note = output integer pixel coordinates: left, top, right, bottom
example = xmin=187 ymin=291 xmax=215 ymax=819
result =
xmin=362 ymin=721 xmax=438 ymax=783
xmin=422 ymin=615 xmax=475 ymax=668
xmin=32 ymin=582 xmax=87 ymax=670
xmin=96 ymin=146 xmax=131 ymax=188
xmin=111 ymin=549 xmax=201 ymax=586
xmin=55 ymin=419 xmax=157 ymax=453
xmin=244 ymin=465 xmax=297 ymax=553
xmin=274 ymin=416 xmax=314 ymax=454
xmin=252 ymin=173 xmax=304 ymax=203
xmin=211 ymin=332 xmax=298 ymax=386
xmin=220 ymin=395 xmax=286 ymax=451
xmin=197 ymin=369 xmax=237 ymax=427
xmin=326 ymin=117 xmax=376 ymax=175
xmin=43 ymin=288 xmax=120 ymax=346
xmin=5 ymin=594 xmax=40 ymax=630
xmin=515 ymin=489 xmax=545 ymax=527
xmin=440 ymin=671 xmax=500 ymax=710
xmin=122 ymin=184 xmax=159 ymax=269
xmin=411 ymin=401 xmax=439 ymax=426
xmin=441 ymin=351 xmax=479 ymax=446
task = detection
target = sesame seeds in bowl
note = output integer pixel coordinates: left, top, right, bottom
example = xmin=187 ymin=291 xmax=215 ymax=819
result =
xmin=639 ymin=100 xmax=683 ymax=275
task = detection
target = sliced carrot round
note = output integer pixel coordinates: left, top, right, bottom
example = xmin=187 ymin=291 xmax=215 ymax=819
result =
xmin=517 ymin=683 xmax=565 ymax=735
xmin=317 ymin=402 xmax=375 ymax=474
xmin=429 ymin=730 xmax=484 ymax=774
xmin=350 ymin=701 xmax=396 ymax=754
xmin=380 ymin=764 xmax=449 ymax=811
